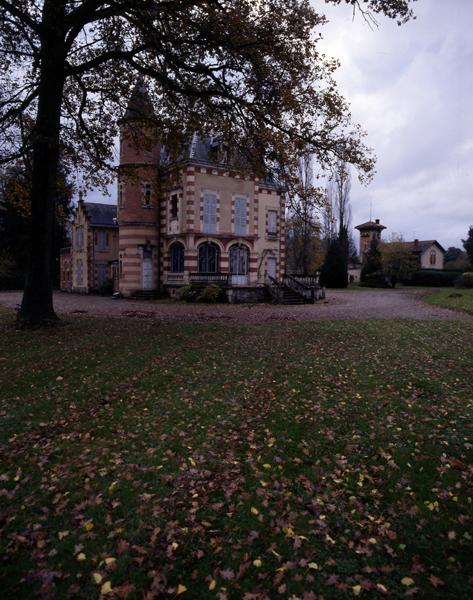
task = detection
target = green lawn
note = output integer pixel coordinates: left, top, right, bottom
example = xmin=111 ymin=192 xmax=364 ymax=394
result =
xmin=0 ymin=315 xmax=472 ymax=599
xmin=424 ymin=288 xmax=473 ymax=316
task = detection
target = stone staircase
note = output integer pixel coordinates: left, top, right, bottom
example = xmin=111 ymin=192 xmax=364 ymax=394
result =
xmin=279 ymin=286 xmax=307 ymax=305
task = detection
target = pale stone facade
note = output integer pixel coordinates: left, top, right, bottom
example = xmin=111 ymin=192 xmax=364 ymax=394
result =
xmin=64 ymin=200 xmax=118 ymax=293
xmin=117 ymin=85 xmax=285 ymax=298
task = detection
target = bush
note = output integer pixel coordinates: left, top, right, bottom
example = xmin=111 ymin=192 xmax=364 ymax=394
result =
xmin=0 ymin=251 xmax=24 ymax=290
xmin=455 ymin=272 xmax=473 ymax=288
xmin=359 ymin=270 xmax=389 ymax=288
xmin=178 ymin=285 xmax=198 ymax=302
xmin=197 ymin=283 xmax=225 ymax=303
xmin=402 ymin=269 xmax=461 ymax=287
xmin=98 ymin=278 xmax=114 ymax=296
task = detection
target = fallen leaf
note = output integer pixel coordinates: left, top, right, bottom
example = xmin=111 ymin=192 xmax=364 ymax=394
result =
xmin=101 ymin=581 xmax=112 ymax=594
xmin=352 ymin=584 xmax=362 ymax=596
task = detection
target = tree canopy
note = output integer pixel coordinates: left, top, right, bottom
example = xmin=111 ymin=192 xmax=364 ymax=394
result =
xmin=462 ymin=226 xmax=473 ymax=269
xmin=0 ymin=0 xmax=416 ymax=325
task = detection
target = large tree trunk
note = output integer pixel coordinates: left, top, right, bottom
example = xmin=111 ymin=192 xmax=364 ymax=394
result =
xmin=17 ymin=1 xmax=66 ymax=328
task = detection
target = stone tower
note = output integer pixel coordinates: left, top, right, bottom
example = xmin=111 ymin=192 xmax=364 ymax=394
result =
xmin=117 ymin=81 xmax=160 ymax=296
xmin=355 ymin=218 xmax=386 ymax=258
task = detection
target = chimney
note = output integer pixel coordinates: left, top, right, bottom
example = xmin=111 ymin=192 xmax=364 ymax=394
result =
xmin=375 ymin=219 xmax=380 ymax=224
xmin=414 ymin=239 xmax=419 ymax=248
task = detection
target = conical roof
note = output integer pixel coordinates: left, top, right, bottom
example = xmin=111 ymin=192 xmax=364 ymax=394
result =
xmin=124 ymin=79 xmax=154 ymax=120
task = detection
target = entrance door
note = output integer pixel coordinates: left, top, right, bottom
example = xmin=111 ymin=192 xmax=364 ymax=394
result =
xmin=142 ymin=258 xmax=153 ymax=289
xmin=267 ymin=256 xmax=277 ymax=280
xmin=229 ymin=244 xmax=249 ymax=286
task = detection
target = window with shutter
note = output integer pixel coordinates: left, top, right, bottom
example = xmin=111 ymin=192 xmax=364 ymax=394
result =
xmin=203 ymin=192 xmax=217 ymax=233
xmin=268 ymin=210 xmax=278 ymax=236
xmin=234 ymin=196 xmax=247 ymax=236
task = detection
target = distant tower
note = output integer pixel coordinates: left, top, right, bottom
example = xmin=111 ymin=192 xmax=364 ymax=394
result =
xmin=355 ymin=218 xmax=386 ymax=258
xmin=117 ymin=80 xmax=160 ymax=297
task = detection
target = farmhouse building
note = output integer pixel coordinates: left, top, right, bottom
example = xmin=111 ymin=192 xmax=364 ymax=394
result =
xmin=398 ymin=239 xmax=445 ymax=270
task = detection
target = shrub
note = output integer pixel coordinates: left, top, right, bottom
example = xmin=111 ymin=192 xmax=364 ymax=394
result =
xmin=197 ymin=283 xmax=225 ymax=303
xmin=455 ymin=272 xmax=473 ymax=288
xmin=359 ymin=270 xmax=389 ymax=288
xmin=98 ymin=278 xmax=114 ymax=296
xmin=178 ymin=285 xmax=197 ymax=302
xmin=0 ymin=251 xmax=24 ymax=290
xmin=403 ymin=269 xmax=461 ymax=287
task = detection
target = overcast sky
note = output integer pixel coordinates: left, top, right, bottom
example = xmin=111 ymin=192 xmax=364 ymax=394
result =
xmin=318 ymin=0 xmax=473 ymax=249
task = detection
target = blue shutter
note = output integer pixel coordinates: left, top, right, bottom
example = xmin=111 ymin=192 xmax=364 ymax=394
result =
xmin=203 ymin=193 xmax=217 ymax=233
xmin=234 ymin=197 xmax=247 ymax=236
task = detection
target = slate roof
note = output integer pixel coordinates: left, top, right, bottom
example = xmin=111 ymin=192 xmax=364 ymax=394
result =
xmin=83 ymin=202 xmax=117 ymax=228
xmin=161 ymin=133 xmax=280 ymax=188
xmin=124 ymin=80 xmax=154 ymax=120
xmin=399 ymin=240 xmax=445 ymax=254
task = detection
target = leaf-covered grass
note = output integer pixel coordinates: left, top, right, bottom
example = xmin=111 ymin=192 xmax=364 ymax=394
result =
xmin=0 ymin=315 xmax=472 ymax=599
xmin=424 ymin=288 xmax=473 ymax=316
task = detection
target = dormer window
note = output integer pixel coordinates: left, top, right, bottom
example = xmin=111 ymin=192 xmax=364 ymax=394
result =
xmin=430 ymin=251 xmax=436 ymax=265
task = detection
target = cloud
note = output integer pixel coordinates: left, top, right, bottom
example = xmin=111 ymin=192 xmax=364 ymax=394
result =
xmin=317 ymin=0 xmax=473 ymax=249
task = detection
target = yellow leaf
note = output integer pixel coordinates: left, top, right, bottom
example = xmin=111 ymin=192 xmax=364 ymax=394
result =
xmin=84 ymin=521 xmax=94 ymax=531
xmin=368 ymin=538 xmax=377 ymax=544
xmin=101 ymin=581 xmax=112 ymax=594
xmin=352 ymin=584 xmax=362 ymax=596
xmin=58 ymin=531 xmax=69 ymax=540
xmin=93 ymin=573 xmax=103 ymax=585
xmin=262 ymin=464 xmax=271 ymax=470
xmin=251 ymin=507 xmax=259 ymax=515
xmin=285 ymin=527 xmax=294 ymax=537
xmin=325 ymin=534 xmax=336 ymax=544
xmin=377 ymin=584 xmax=388 ymax=593
xmin=77 ymin=552 xmax=86 ymax=561
xmin=177 ymin=584 xmax=187 ymax=595
xmin=105 ymin=557 xmax=116 ymax=565
xmin=108 ymin=481 xmax=118 ymax=492
xmin=253 ymin=559 xmax=262 ymax=567
xmin=208 ymin=580 xmax=216 ymax=591
xmin=401 ymin=577 xmax=415 ymax=587
xmin=308 ymin=562 xmax=318 ymax=570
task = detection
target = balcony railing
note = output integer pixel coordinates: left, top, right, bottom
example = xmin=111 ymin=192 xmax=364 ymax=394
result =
xmin=189 ymin=272 xmax=229 ymax=286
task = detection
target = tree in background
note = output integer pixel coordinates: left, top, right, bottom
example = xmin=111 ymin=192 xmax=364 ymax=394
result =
xmin=360 ymin=237 xmax=385 ymax=286
xmin=462 ymin=226 xmax=473 ymax=268
xmin=319 ymin=238 xmax=348 ymax=288
xmin=380 ymin=235 xmax=417 ymax=287
xmin=0 ymin=160 xmax=74 ymax=288
xmin=444 ymin=246 xmax=470 ymax=272
xmin=0 ymin=0 xmax=415 ymax=326
xmin=285 ymin=155 xmax=324 ymax=275
xmin=320 ymin=159 xmax=352 ymax=287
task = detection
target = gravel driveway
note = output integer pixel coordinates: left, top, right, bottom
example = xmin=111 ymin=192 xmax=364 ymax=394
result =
xmin=0 ymin=289 xmax=471 ymax=323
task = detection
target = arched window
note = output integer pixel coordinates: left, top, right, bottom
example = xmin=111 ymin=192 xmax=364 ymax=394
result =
xmin=170 ymin=242 xmax=185 ymax=273
xmin=198 ymin=242 xmax=220 ymax=273
xmin=229 ymin=244 xmax=249 ymax=276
